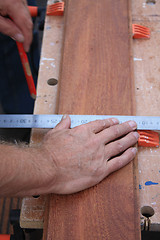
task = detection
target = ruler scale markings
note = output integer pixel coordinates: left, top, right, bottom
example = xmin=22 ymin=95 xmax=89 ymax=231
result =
xmin=0 ymin=115 xmax=160 ymax=130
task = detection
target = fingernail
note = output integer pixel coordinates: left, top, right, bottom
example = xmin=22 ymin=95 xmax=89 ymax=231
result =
xmin=62 ymin=114 xmax=67 ymax=120
xmin=14 ymin=33 xmax=24 ymax=43
xmin=111 ymin=118 xmax=119 ymax=124
xmin=128 ymin=121 xmax=137 ymax=130
xmin=131 ymin=147 xmax=137 ymax=155
xmin=133 ymin=132 xmax=139 ymax=140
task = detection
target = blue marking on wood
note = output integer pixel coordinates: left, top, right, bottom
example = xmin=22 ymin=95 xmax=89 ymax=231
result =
xmin=145 ymin=181 xmax=159 ymax=186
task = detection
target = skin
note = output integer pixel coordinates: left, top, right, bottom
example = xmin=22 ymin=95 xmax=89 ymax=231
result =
xmin=0 ymin=0 xmax=33 ymax=52
xmin=0 ymin=115 xmax=139 ymax=197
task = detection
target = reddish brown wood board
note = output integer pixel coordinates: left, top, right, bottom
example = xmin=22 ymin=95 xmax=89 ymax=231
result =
xmin=44 ymin=0 xmax=140 ymax=239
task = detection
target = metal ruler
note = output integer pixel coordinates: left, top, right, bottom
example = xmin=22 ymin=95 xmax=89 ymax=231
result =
xmin=0 ymin=115 xmax=160 ymax=130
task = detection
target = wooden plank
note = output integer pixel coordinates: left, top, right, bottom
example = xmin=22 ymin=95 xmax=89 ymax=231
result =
xmin=58 ymin=1 xmax=135 ymax=115
xmin=132 ymin=0 xmax=160 ymax=231
xmin=44 ymin=0 xmax=140 ymax=239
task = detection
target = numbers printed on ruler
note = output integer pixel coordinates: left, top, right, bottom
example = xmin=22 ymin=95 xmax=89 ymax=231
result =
xmin=20 ymin=119 xmax=27 ymax=123
xmin=0 ymin=115 xmax=159 ymax=130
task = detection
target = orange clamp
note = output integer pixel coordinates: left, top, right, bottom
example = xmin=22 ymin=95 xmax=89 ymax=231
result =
xmin=132 ymin=24 xmax=150 ymax=39
xmin=138 ymin=130 xmax=159 ymax=147
xmin=46 ymin=2 xmax=64 ymax=16
xmin=28 ymin=6 xmax=38 ymax=17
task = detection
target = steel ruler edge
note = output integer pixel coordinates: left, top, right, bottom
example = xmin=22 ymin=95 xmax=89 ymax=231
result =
xmin=0 ymin=115 xmax=160 ymax=130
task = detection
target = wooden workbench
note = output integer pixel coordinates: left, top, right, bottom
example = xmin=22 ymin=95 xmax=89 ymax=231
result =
xmin=20 ymin=0 xmax=160 ymax=233
xmin=132 ymin=0 xmax=160 ymax=231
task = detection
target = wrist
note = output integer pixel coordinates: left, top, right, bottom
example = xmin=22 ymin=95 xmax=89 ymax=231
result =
xmin=14 ymin=145 xmax=57 ymax=196
xmin=0 ymin=143 xmax=57 ymax=197
xmin=24 ymin=146 xmax=57 ymax=196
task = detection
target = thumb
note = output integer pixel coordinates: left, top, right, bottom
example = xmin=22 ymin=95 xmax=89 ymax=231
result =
xmin=55 ymin=115 xmax=71 ymax=130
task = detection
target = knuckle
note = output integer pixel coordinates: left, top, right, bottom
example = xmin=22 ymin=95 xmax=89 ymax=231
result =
xmin=20 ymin=12 xmax=33 ymax=29
xmin=92 ymin=166 xmax=104 ymax=178
xmin=116 ymin=141 xmax=124 ymax=153
xmin=100 ymin=120 xmax=107 ymax=128
xmin=107 ymin=119 xmax=114 ymax=126
xmin=112 ymin=126 xmax=120 ymax=138
xmin=91 ymin=120 xmax=102 ymax=132
xmin=100 ymin=118 xmax=115 ymax=129
xmin=107 ymin=118 xmax=116 ymax=126
xmin=92 ymin=119 xmax=108 ymax=132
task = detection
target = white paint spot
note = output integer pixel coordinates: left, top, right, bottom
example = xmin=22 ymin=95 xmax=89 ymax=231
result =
xmin=41 ymin=57 xmax=55 ymax=61
xmin=40 ymin=62 xmax=44 ymax=65
xmin=134 ymin=57 xmax=143 ymax=61
xmin=49 ymin=104 xmax=52 ymax=109
xmin=51 ymin=62 xmax=56 ymax=68
xmin=50 ymin=42 xmax=55 ymax=46
xmin=151 ymin=202 xmax=156 ymax=205
xmin=143 ymin=3 xmax=146 ymax=8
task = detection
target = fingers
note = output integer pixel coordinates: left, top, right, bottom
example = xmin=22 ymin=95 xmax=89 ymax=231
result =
xmin=0 ymin=16 xmax=24 ymax=42
xmin=105 ymin=131 xmax=139 ymax=159
xmin=9 ymin=0 xmax=33 ymax=52
xmin=0 ymin=0 xmax=33 ymax=52
xmin=55 ymin=115 xmax=71 ymax=130
xmin=81 ymin=118 xmax=119 ymax=134
xmin=97 ymin=120 xmax=137 ymax=144
xmin=106 ymin=147 xmax=137 ymax=176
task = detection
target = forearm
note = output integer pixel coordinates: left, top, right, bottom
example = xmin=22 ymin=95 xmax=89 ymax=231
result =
xmin=0 ymin=143 xmax=55 ymax=197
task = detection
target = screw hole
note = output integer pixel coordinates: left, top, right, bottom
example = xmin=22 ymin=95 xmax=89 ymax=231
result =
xmin=47 ymin=78 xmax=58 ymax=86
xmin=146 ymin=0 xmax=156 ymax=5
xmin=141 ymin=206 xmax=155 ymax=218
xmin=33 ymin=195 xmax=40 ymax=198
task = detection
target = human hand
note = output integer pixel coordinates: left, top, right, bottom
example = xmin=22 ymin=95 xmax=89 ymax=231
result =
xmin=37 ymin=115 xmax=139 ymax=195
xmin=0 ymin=0 xmax=33 ymax=52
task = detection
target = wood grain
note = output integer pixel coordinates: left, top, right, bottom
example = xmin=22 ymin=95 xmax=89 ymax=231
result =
xmin=58 ymin=0 xmax=135 ymax=115
xmin=44 ymin=0 xmax=140 ymax=239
